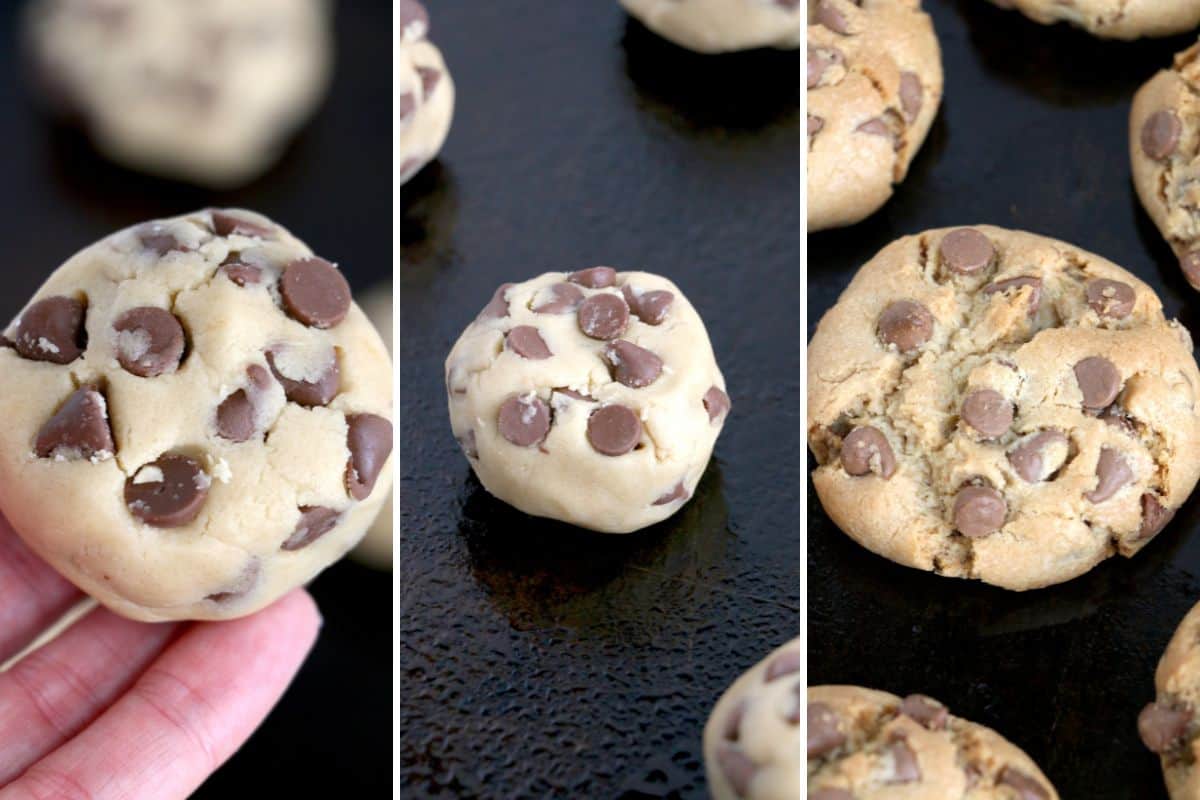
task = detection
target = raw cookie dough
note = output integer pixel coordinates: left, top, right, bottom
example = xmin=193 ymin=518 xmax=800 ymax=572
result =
xmin=618 ymin=0 xmax=801 ymax=54
xmin=703 ymin=636 xmax=801 ymax=800
xmin=400 ymin=0 xmax=455 ymax=185
xmin=445 ymin=267 xmax=731 ymax=533
xmin=807 ymin=0 xmax=943 ymax=232
xmin=0 ymin=209 xmax=393 ymax=622
xmin=985 ymin=0 xmax=1200 ymax=40
xmin=23 ymin=0 xmax=333 ymax=188
xmin=808 ymin=226 xmax=1200 ymax=590
xmin=809 ymin=685 xmax=1059 ymax=798
xmin=351 ymin=282 xmax=393 ymax=571
xmin=1132 ymin=40 xmax=1200 ymax=291
xmin=1140 ymin=599 xmax=1200 ymax=799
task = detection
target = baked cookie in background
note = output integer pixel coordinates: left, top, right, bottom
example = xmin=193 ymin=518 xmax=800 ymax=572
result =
xmin=400 ymin=0 xmax=455 ymax=185
xmin=618 ymin=0 xmax=800 ymax=54
xmin=807 ymin=0 xmax=942 ymax=232
xmin=23 ymin=0 xmax=333 ymax=188
xmin=445 ymin=268 xmax=730 ymax=534
xmin=808 ymin=226 xmax=1200 ymax=590
xmin=1132 ymin=41 xmax=1200 ymax=291
xmin=809 ymin=685 xmax=1059 ymax=798
xmin=1140 ymin=600 xmax=1200 ymax=799
xmin=0 ymin=209 xmax=393 ymax=622
xmin=351 ymin=283 xmax=393 ymax=572
xmin=985 ymin=0 xmax=1200 ymax=40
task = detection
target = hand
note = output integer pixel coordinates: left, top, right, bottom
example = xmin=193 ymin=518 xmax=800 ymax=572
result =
xmin=0 ymin=516 xmax=321 ymax=799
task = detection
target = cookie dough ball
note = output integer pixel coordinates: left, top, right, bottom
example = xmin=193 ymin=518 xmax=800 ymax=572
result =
xmin=350 ymin=282 xmax=393 ymax=571
xmin=400 ymin=0 xmax=454 ymax=184
xmin=445 ymin=268 xmax=731 ymax=533
xmin=809 ymin=685 xmax=1059 ymax=798
xmin=703 ymin=637 xmax=800 ymax=800
xmin=1131 ymin=41 xmax=1200 ymax=292
xmin=24 ymin=0 xmax=333 ymax=188
xmin=808 ymin=0 xmax=943 ymax=232
xmin=808 ymin=227 xmax=1200 ymax=590
xmin=618 ymin=0 xmax=800 ymax=54
xmin=985 ymin=0 xmax=1200 ymax=39
xmin=1140 ymin=600 xmax=1200 ymax=798
xmin=0 ymin=209 xmax=393 ymax=622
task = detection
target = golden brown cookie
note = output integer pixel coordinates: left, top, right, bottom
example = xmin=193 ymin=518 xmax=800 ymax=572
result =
xmin=1139 ymin=600 xmax=1200 ymax=799
xmin=986 ymin=0 xmax=1200 ymax=40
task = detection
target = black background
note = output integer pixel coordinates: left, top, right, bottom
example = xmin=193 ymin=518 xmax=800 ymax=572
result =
xmin=808 ymin=2 xmax=1200 ymax=796
xmin=0 ymin=1 xmax=392 ymax=796
xmin=400 ymin=2 xmax=799 ymax=797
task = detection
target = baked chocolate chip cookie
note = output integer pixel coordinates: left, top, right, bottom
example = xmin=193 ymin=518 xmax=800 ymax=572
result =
xmin=808 ymin=226 xmax=1200 ymax=590
xmin=1139 ymin=599 xmax=1200 ymax=798
xmin=808 ymin=0 xmax=943 ymax=231
xmin=809 ymin=685 xmax=1059 ymax=798
xmin=985 ymin=0 xmax=1200 ymax=40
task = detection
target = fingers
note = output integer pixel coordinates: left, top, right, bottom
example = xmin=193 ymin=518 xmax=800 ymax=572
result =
xmin=0 ymin=605 xmax=178 ymax=785
xmin=0 ymin=589 xmax=321 ymax=800
xmin=0 ymin=519 xmax=80 ymax=665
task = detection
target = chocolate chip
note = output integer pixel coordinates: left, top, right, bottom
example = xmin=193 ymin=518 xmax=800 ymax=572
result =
xmin=603 ymin=340 xmax=662 ymax=388
xmin=206 ymin=559 xmax=260 ymax=603
xmin=1140 ymin=493 xmax=1175 ymax=540
xmin=703 ymin=386 xmax=731 ymax=423
xmin=622 ymin=285 xmax=674 ymax=325
xmin=961 ymin=389 xmax=1013 ymax=438
xmin=1086 ymin=279 xmax=1135 ymax=319
xmin=532 ymin=283 xmax=583 ymax=314
xmin=997 ymin=767 xmax=1050 ymax=800
xmin=856 ymin=116 xmax=896 ymax=144
xmin=1181 ymin=252 xmax=1200 ymax=291
xmin=808 ymin=114 xmax=825 ymax=138
xmin=124 ymin=454 xmax=209 ymax=527
xmin=1142 ymin=110 xmax=1181 ymax=160
xmin=219 ymin=257 xmax=263 ymax=287
xmin=808 ymin=702 xmax=845 ymax=758
xmin=953 ymin=485 xmax=1007 ymax=538
xmin=458 ymin=429 xmax=478 ymax=460
xmin=1099 ymin=404 xmax=1136 ymax=436
xmin=400 ymin=92 xmax=415 ymax=122
xmin=35 ymin=385 xmax=113 ymax=460
xmin=577 ymin=294 xmax=629 ymax=340
xmin=983 ymin=276 xmax=1042 ymax=315
xmin=810 ymin=791 xmax=853 ymax=800
xmin=417 ymin=65 xmax=441 ymax=98
xmin=211 ymin=211 xmax=273 ymax=238
xmin=498 ymin=394 xmax=550 ymax=447
xmin=900 ymin=694 xmax=948 ymax=730
xmin=899 ymin=72 xmax=923 ymax=122
xmin=715 ymin=745 xmax=756 ymax=797
xmin=1074 ymin=356 xmax=1121 ymax=411
xmin=841 ymin=426 xmax=896 ymax=478
xmin=400 ymin=0 xmax=428 ymax=40
xmin=1007 ymin=430 xmax=1068 ymax=482
xmin=1138 ymin=702 xmax=1192 ymax=753
xmin=282 ymin=506 xmax=340 ymax=551
xmin=886 ymin=736 xmax=920 ymax=783
xmin=653 ymin=481 xmax=689 ymax=506
xmin=112 ymin=307 xmax=185 ymax=377
xmin=266 ymin=348 xmax=340 ymax=407
xmin=506 ymin=326 xmax=552 ymax=360
xmin=939 ymin=228 xmax=994 ymax=275
xmin=279 ymin=258 xmax=351 ymax=329
xmin=553 ymin=387 xmax=592 ymax=401
xmin=722 ymin=699 xmax=748 ymax=741
xmin=345 ymin=413 xmax=393 ymax=500
xmin=215 ymin=366 xmax=270 ymax=442
xmin=138 ymin=227 xmax=189 ymax=256
xmin=814 ymin=0 xmax=849 ymax=33
xmin=877 ymin=300 xmax=933 ymax=353
xmin=586 ymin=405 xmax=641 ymax=456
xmin=568 ymin=267 xmax=616 ymax=288
xmin=808 ymin=46 xmax=844 ymax=89
xmin=1086 ymin=447 xmax=1132 ymax=503
xmin=478 ymin=284 xmax=513 ymax=321
xmin=765 ymin=649 xmax=800 ymax=681
xmin=12 ymin=296 xmax=86 ymax=364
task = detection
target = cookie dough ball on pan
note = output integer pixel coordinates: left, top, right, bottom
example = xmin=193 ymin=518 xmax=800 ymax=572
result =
xmin=24 ymin=0 xmax=334 ymax=188
xmin=0 ymin=209 xmax=393 ymax=622
xmin=703 ymin=637 xmax=801 ymax=800
xmin=618 ymin=0 xmax=801 ymax=54
xmin=400 ymin=0 xmax=455 ymax=184
xmin=985 ymin=0 xmax=1200 ymax=40
xmin=1140 ymin=599 xmax=1200 ymax=799
xmin=809 ymin=685 xmax=1059 ymax=798
xmin=445 ymin=268 xmax=731 ymax=533
xmin=808 ymin=226 xmax=1200 ymax=590
xmin=807 ymin=0 xmax=943 ymax=231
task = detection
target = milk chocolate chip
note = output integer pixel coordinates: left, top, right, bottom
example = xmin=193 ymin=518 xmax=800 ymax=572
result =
xmin=703 ymin=386 xmax=731 ymax=423
xmin=652 ymin=481 xmax=689 ymax=506
xmin=983 ymin=276 xmax=1042 ymax=315
xmin=1139 ymin=493 xmax=1176 ymax=540
xmin=1142 ymin=110 xmax=1181 ymax=161
xmin=603 ymin=340 xmax=662 ymax=388
xmin=478 ymin=284 xmax=513 ymax=321
xmin=808 ymin=702 xmax=845 ymax=758
xmin=900 ymin=694 xmax=948 ymax=730
xmin=279 ymin=258 xmax=351 ymax=329
xmin=211 ymin=210 xmax=273 ymax=238
xmin=1181 ymin=252 xmax=1200 ymax=291
xmin=345 ymin=413 xmax=394 ymax=500
xmin=586 ymin=405 xmax=642 ymax=456
xmin=808 ymin=46 xmax=843 ymax=89
xmin=899 ymin=72 xmax=923 ymax=122
xmin=940 ymin=228 xmax=994 ymax=276
xmin=814 ymin=1 xmax=849 ymax=33
xmin=498 ymin=394 xmax=550 ymax=447
xmin=113 ymin=307 xmax=185 ymax=377
xmin=1074 ymin=356 xmax=1121 ymax=411
xmin=531 ymin=283 xmax=583 ymax=314
xmin=877 ymin=300 xmax=933 ymax=353
xmin=1086 ymin=447 xmax=1132 ymax=503
xmin=841 ymin=426 xmax=896 ymax=478
xmin=997 ymin=767 xmax=1050 ymax=800
xmin=1007 ymin=430 xmax=1067 ymax=482
xmin=35 ymin=385 xmax=113 ymax=461
xmin=886 ymin=736 xmax=920 ymax=783
xmin=568 ymin=267 xmax=616 ymax=288
xmin=282 ymin=506 xmax=340 ymax=551
xmin=506 ymin=326 xmax=552 ymax=360
xmin=1138 ymin=703 xmax=1192 ymax=753
xmin=953 ymin=485 xmax=1006 ymax=537
xmin=12 ymin=296 xmax=86 ymax=364
xmin=125 ymin=454 xmax=209 ymax=527
xmin=266 ymin=348 xmax=340 ymax=407
xmin=961 ymin=389 xmax=1013 ymax=439
xmin=1086 ymin=279 xmax=1135 ymax=319
xmin=577 ymin=294 xmax=629 ymax=340
xmin=622 ymin=285 xmax=673 ymax=325
xmin=765 ymin=649 xmax=801 ymax=681
xmin=715 ymin=745 xmax=756 ymax=797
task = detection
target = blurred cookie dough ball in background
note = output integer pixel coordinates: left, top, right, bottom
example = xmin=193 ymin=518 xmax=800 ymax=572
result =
xmin=400 ymin=0 xmax=455 ymax=184
xmin=351 ymin=283 xmax=393 ymax=571
xmin=23 ymin=0 xmax=334 ymax=188
xmin=619 ymin=0 xmax=801 ymax=53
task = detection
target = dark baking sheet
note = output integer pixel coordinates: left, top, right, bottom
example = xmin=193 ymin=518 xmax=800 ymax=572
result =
xmin=807 ymin=2 xmax=1200 ymax=796
xmin=0 ymin=0 xmax=392 ymax=795
xmin=400 ymin=2 xmax=800 ymax=796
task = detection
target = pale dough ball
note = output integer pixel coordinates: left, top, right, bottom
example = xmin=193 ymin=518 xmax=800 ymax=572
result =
xmin=619 ymin=0 xmax=801 ymax=53
xmin=350 ymin=283 xmax=393 ymax=571
xmin=0 ymin=209 xmax=393 ymax=622
xmin=24 ymin=0 xmax=333 ymax=188
xmin=400 ymin=0 xmax=454 ymax=184
xmin=445 ymin=268 xmax=731 ymax=534
xmin=703 ymin=637 xmax=801 ymax=800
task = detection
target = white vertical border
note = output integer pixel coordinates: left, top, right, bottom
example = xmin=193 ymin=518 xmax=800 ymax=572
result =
xmin=799 ymin=30 xmax=810 ymax=767
xmin=391 ymin=2 xmax=401 ymax=799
